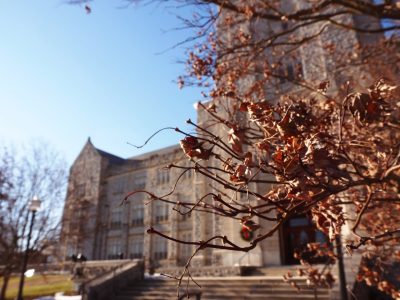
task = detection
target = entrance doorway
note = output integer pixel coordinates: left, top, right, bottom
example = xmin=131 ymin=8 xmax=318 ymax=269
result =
xmin=280 ymin=215 xmax=327 ymax=265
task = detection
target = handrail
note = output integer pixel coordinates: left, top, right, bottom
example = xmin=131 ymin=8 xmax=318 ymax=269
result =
xmin=84 ymin=260 xmax=140 ymax=287
xmin=81 ymin=259 xmax=144 ymax=300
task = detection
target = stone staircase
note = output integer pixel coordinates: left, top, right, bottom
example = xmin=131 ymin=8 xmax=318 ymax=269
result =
xmin=113 ymin=276 xmax=331 ymax=300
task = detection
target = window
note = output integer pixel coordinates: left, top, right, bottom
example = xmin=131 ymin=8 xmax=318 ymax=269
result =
xmin=134 ymin=173 xmax=147 ymax=189
xmin=282 ymin=215 xmax=329 ymax=265
xmin=179 ymin=233 xmax=193 ymax=262
xmin=240 ymin=191 xmax=248 ymax=201
xmin=110 ymin=208 xmax=122 ymax=229
xmin=107 ymin=239 xmax=122 ymax=260
xmin=180 ymin=210 xmax=191 ymax=222
xmin=155 ymin=202 xmax=169 ymax=223
xmin=183 ymin=161 xmax=192 ymax=180
xmin=130 ymin=238 xmax=143 ymax=259
xmin=277 ymin=62 xmax=302 ymax=83
xmin=131 ymin=203 xmax=144 ymax=227
xmin=113 ymin=177 xmax=126 ymax=194
xmin=153 ymin=237 xmax=168 ymax=260
xmin=287 ymin=64 xmax=294 ymax=81
xmin=157 ymin=169 xmax=170 ymax=185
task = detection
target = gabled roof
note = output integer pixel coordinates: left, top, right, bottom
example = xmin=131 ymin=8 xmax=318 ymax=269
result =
xmin=77 ymin=137 xmax=125 ymax=165
xmin=96 ymin=148 xmax=125 ymax=164
xmin=75 ymin=138 xmax=180 ymax=167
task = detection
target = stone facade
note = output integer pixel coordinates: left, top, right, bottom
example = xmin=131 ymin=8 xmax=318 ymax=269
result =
xmin=61 ymin=140 xmax=196 ymax=269
xmin=60 ymin=137 xmax=284 ymax=270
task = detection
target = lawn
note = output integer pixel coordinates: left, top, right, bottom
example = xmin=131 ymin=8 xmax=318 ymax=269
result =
xmin=2 ymin=274 xmax=74 ymax=300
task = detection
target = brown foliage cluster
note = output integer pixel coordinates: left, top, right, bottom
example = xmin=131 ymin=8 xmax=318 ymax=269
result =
xmin=283 ymin=242 xmax=336 ymax=291
xmin=357 ymin=250 xmax=400 ymax=299
xmin=177 ymin=0 xmax=400 ymax=96
xmin=139 ymin=78 xmax=400 ymax=295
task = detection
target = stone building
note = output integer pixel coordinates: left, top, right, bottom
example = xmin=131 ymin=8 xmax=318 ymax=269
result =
xmin=60 ymin=136 xmax=291 ymax=269
xmin=61 ymin=139 xmax=196 ymax=269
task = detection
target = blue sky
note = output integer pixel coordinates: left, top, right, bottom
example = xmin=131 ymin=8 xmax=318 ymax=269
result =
xmin=0 ymin=1 xmax=201 ymax=165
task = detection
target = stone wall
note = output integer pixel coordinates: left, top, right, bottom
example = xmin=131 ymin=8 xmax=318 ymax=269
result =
xmin=81 ymin=259 xmax=144 ymax=300
xmin=61 ymin=138 xmax=106 ymax=260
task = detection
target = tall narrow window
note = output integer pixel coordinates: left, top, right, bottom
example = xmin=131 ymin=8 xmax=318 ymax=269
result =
xmin=130 ymin=238 xmax=143 ymax=259
xmin=110 ymin=208 xmax=122 ymax=229
xmin=155 ymin=202 xmax=169 ymax=223
xmin=113 ymin=178 xmax=126 ymax=195
xmin=107 ymin=239 xmax=122 ymax=259
xmin=277 ymin=62 xmax=302 ymax=83
xmin=157 ymin=169 xmax=170 ymax=185
xmin=179 ymin=233 xmax=193 ymax=264
xmin=184 ymin=161 xmax=192 ymax=180
xmin=131 ymin=203 xmax=144 ymax=226
xmin=133 ymin=172 xmax=147 ymax=189
xmin=153 ymin=237 xmax=168 ymax=260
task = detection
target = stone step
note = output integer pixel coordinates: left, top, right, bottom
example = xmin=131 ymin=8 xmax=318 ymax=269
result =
xmin=114 ymin=294 xmax=330 ymax=300
xmin=114 ymin=277 xmax=331 ymax=300
xmin=131 ymin=278 xmax=313 ymax=286
xmin=118 ymin=288 xmax=327 ymax=295
xmin=125 ymin=284 xmax=319 ymax=289
xmin=117 ymin=291 xmax=329 ymax=299
xmin=120 ymin=286 xmax=327 ymax=294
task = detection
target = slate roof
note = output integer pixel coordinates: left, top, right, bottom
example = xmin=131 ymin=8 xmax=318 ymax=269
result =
xmin=96 ymin=148 xmax=126 ymax=164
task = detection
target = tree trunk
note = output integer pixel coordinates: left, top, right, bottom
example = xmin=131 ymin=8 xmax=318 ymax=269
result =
xmin=0 ymin=272 xmax=11 ymax=300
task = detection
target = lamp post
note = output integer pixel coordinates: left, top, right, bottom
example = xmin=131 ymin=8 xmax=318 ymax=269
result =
xmin=72 ymin=253 xmax=87 ymax=294
xmin=17 ymin=196 xmax=41 ymax=300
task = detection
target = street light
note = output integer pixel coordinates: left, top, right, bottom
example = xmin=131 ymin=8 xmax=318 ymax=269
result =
xmin=17 ymin=195 xmax=41 ymax=300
